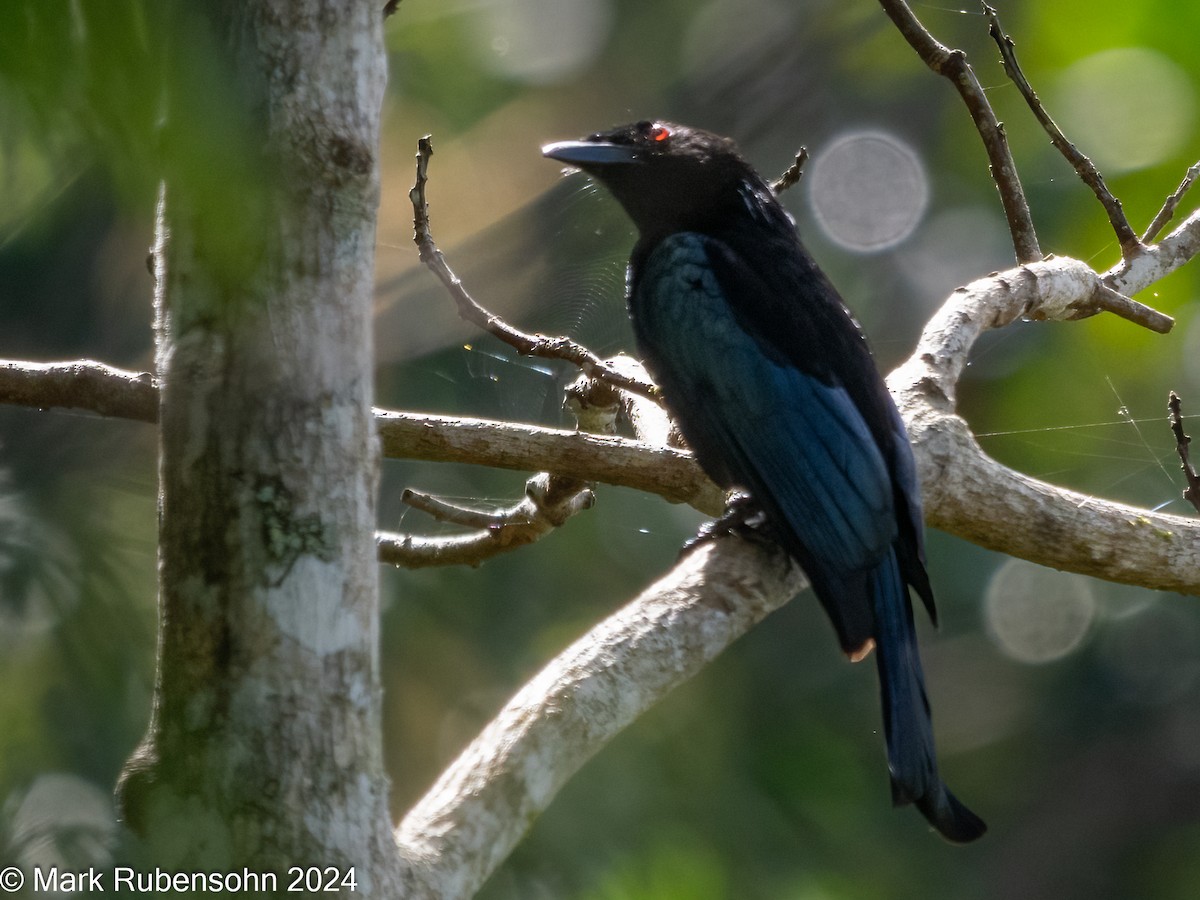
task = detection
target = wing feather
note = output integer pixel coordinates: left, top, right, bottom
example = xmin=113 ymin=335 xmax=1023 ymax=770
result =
xmin=632 ymin=234 xmax=897 ymax=649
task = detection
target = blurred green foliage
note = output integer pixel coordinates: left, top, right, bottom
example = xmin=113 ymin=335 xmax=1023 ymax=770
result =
xmin=4 ymin=0 xmax=1200 ymax=897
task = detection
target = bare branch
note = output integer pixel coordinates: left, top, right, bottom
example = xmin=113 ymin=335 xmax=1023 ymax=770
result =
xmin=1069 ymin=280 xmax=1173 ymax=334
xmin=888 ymin=256 xmax=1200 ymax=595
xmin=983 ymin=4 xmax=1141 ymax=260
xmin=377 ymin=530 xmax=528 ymax=570
xmin=399 ymin=488 xmax=531 ymax=529
xmin=395 ymin=535 xmax=805 ymax=900
xmin=1143 ymin=160 xmax=1200 ymax=244
xmin=383 ymin=358 xmax=682 ymax=569
xmin=407 ymin=135 xmax=660 ymax=401
xmin=0 ymin=359 xmax=158 ymax=422
xmin=0 ymin=359 xmax=724 ymax=515
xmin=877 ymin=0 xmax=1041 ymax=263
xmin=378 ymin=474 xmax=594 ymax=569
xmin=376 ymin=409 xmax=726 ymax=516
xmin=1168 ymin=392 xmax=1200 ymax=515
xmin=1106 ymin=206 xmax=1200 ymax=299
xmin=3 ymin=336 xmax=1196 ymax=587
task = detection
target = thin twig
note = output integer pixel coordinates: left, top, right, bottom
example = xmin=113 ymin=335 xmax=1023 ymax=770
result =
xmin=877 ymin=0 xmax=1041 ymax=263
xmin=378 ymin=529 xmax=544 ymax=569
xmin=400 ymin=488 xmax=528 ymax=529
xmin=385 ymin=358 xmax=675 ymax=570
xmin=380 ymin=473 xmax=594 ymax=568
xmin=1074 ymin=281 xmax=1173 ymax=334
xmin=878 ymin=0 xmax=1169 ymax=330
xmin=771 ymin=147 xmax=809 ymax=195
xmin=983 ymin=3 xmax=1141 ymax=261
xmin=407 ymin=135 xmax=660 ymax=401
xmin=1143 ymin=160 xmax=1200 ymax=244
xmin=1168 ymin=392 xmax=1200 ymax=514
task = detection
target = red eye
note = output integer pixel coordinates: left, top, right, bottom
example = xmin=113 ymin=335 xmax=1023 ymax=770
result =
xmin=649 ymin=123 xmax=671 ymax=143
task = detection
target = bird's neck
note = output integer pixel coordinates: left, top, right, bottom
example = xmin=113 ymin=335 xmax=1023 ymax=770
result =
xmin=627 ymin=174 xmax=793 ymax=270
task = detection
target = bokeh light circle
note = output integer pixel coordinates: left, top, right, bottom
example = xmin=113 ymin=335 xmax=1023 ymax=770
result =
xmin=984 ymin=558 xmax=1097 ymax=664
xmin=1183 ymin=309 xmax=1200 ymax=390
xmin=1052 ymin=47 xmax=1195 ymax=174
xmin=467 ymin=0 xmax=614 ymax=85
xmin=9 ymin=774 xmax=116 ymax=873
xmin=808 ymin=130 xmax=928 ymax=253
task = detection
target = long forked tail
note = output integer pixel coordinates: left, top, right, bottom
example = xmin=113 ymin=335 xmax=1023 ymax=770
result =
xmin=870 ymin=550 xmax=987 ymax=843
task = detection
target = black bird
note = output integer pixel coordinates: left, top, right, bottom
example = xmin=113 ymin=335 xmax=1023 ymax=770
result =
xmin=543 ymin=121 xmax=985 ymax=843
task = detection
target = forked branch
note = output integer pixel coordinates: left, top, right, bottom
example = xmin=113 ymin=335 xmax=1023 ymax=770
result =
xmin=378 ymin=474 xmax=594 ymax=568
xmin=983 ymin=4 xmax=1141 ymax=260
xmin=877 ymin=0 xmax=1041 ymax=263
xmin=1143 ymin=160 xmax=1200 ymax=244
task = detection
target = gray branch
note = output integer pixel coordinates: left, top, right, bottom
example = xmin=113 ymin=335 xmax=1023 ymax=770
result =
xmin=395 ymin=536 xmax=806 ymax=899
xmin=886 ymin=239 xmax=1200 ymax=595
xmin=377 ymin=474 xmax=595 ymax=568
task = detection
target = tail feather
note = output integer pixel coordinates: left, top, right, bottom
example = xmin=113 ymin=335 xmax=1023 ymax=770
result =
xmin=871 ymin=550 xmax=986 ymax=843
xmin=915 ymin=785 xmax=988 ymax=844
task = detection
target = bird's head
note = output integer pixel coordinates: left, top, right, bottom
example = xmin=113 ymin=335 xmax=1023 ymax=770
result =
xmin=543 ymin=121 xmax=776 ymax=239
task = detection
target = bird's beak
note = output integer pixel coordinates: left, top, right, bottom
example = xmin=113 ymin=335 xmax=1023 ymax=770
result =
xmin=541 ymin=140 xmax=640 ymax=167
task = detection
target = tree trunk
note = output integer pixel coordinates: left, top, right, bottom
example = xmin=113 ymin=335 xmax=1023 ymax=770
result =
xmin=115 ymin=2 xmax=399 ymax=892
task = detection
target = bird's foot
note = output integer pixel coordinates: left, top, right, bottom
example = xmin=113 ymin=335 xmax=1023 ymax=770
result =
xmin=681 ymin=492 xmax=771 ymax=557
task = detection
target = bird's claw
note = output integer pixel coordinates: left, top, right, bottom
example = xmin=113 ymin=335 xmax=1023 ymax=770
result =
xmin=680 ymin=492 xmax=771 ymax=557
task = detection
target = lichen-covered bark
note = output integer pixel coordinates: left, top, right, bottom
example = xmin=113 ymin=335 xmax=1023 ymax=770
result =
xmin=116 ymin=1 xmax=399 ymax=891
